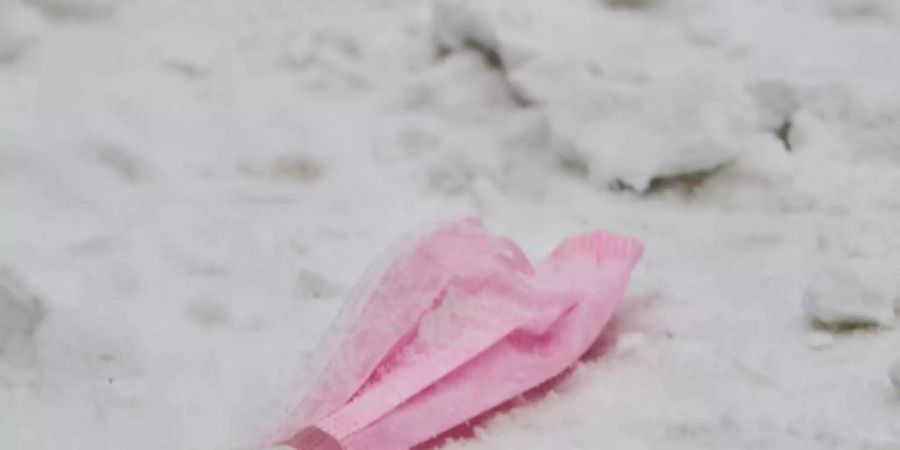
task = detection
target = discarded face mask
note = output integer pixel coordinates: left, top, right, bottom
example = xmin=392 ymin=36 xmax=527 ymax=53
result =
xmin=268 ymin=217 xmax=643 ymax=450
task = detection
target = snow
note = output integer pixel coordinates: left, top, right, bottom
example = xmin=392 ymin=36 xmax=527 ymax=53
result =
xmin=0 ymin=0 xmax=43 ymax=62
xmin=0 ymin=269 xmax=43 ymax=374
xmin=1 ymin=0 xmax=899 ymax=449
xmin=25 ymin=0 xmax=118 ymax=18
xmin=802 ymin=263 xmax=896 ymax=328
xmin=434 ymin=0 xmax=762 ymax=191
xmin=891 ymin=359 xmax=900 ymax=392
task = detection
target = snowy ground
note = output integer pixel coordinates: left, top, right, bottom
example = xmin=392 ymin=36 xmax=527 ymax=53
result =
xmin=1 ymin=0 xmax=900 ymax=449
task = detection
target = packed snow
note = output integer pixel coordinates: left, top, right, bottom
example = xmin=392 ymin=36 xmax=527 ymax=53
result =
xmin=1 ymin=0 xmax=899 ymax=449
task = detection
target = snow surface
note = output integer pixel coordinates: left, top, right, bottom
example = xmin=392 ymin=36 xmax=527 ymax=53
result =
xmin=1 ymin=0 xmax=899 ymax=449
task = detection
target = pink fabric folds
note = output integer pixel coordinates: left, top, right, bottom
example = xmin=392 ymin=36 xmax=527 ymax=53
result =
xmin=273 ymin=217 xmax=643 ymax=450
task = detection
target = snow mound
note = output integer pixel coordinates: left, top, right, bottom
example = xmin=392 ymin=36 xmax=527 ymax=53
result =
xmin=527 ymin=71 xmax=757 ymax=191
xmin=0 ymin=0 xmax=43 ymax=62
xmin=433 ymin=0 xmax=763 ymax=191
xmin=802 ymin=263 xmax=895 ymax=328
xmin=433 ymin=0 xmax=498 ymax=61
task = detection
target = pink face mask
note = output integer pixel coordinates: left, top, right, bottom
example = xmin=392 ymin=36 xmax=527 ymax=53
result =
xmin=268 ymin=217 xmax=643 ymax=450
